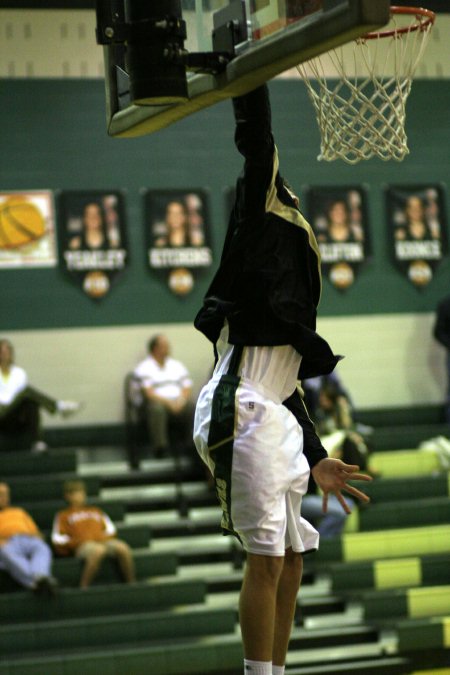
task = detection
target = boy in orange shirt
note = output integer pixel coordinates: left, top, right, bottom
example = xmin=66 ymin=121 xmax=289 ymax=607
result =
xmin=0 ymin=482 xmax=57 ymax=594
xmin=52 ymin=480 xmax=135 ymax=588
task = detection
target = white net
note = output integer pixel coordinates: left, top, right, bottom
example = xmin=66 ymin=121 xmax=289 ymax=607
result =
xmin=296 ymin=9 xmax=435 ymax=164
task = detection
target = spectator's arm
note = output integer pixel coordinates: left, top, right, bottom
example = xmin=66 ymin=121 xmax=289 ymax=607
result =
xmin=336 ymin=395 xmax=353 ymax=430
xmin=179 ymin=384 xmax=192 ymax=407
xmin=101 ymin=512 xmax=117 ymax=539
xmin=142 ymin=385 xmax=172 ymax=408
xmin=51 ymin=513 xmax=73 ymax=555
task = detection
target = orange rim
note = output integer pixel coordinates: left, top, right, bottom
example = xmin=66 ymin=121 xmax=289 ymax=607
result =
xmin=362 ymin=6 xmax=435 ymax=40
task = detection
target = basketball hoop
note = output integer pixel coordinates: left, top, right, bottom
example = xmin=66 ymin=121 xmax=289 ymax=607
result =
xmin=296 ymin=6 xmax=436 ymax=164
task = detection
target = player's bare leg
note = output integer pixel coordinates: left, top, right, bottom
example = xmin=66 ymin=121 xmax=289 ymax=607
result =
xmin=272 ymin=547 xmax=303 ymax=667
xmin=239 ymin=552 xmax=285 ymax=662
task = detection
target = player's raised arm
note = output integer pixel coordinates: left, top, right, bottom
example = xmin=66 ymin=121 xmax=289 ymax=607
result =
xmin=231 ymin=85 xmax=277 ymax=224
xmin=233 ymin=84 xmax=274 ymax=163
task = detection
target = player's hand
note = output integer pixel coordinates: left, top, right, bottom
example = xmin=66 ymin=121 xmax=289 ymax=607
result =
xmin=311 ymin=457 xmax=372 ymax=515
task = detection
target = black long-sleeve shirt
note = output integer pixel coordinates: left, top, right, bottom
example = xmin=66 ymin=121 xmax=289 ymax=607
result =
xmin=195 ymin=85 xmax=339 ymax=380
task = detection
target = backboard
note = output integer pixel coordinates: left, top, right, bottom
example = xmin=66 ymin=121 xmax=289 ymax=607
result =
xmin=98 ymin=0 xmax=390 ymax=138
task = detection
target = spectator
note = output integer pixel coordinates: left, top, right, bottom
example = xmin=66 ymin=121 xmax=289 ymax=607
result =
xmin=303 ymin=371 xmax=373 ymax=441
xmin=314 ymin=379 xmax=370 ymax=470
xmin=51 ymin=480 xmax=135 ymax=589
xmin=0 ymin=482 xmax=58 ymax=594
xmin=434 ymin=293 xmax=450 ymax=424
xmin=133 ymin=334 xmax=194 ymax=459
xmin=302 ymin=376 xmax=371 ymax=538
xmin=0 ymin=339 xmax=81 ymax=453
xmin=302 ymin=372 xmax=351 ymax=422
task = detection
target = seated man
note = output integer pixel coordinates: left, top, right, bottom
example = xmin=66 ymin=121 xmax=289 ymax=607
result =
xmin=133 ymin=334 xmax=194 ymax=459
xmin=51 ymin=480 xmax=135 ymax=589
xmin=0 ymin=339 xmax=81 ymax=453
xmin=0 ymin=482 xmax=58 ymax=594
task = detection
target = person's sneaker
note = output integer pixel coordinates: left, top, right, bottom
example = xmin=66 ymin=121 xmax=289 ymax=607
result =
xmin=57 ymin=400 xmax=82 ymax=417
xmin=31 ymin=441 xmax=48 ymax=454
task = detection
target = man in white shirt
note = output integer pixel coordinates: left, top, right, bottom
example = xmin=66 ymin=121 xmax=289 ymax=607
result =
xmin=0 ymin=339 xmax=80 ymax=453
xmin=134 ymin=334 xmax=194 ymax=458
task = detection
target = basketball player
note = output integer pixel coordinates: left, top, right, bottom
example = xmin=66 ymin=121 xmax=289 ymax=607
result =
xmin=193 ymin=85 xmax=371 ymax=675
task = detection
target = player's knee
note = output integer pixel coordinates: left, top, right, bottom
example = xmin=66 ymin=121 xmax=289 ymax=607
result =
xmin=246 ymin=552 xmax=284 ymax=586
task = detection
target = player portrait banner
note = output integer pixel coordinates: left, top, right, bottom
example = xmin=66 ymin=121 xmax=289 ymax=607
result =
xmin=58 ymin=190 xmax=128 ymax=300
xmin=306 ymin=186 xmax=371 ymax=291
xmin=386 ymin=185 xmax=448 ymax=289
xmin=145 ymin=189 xmax=213 ymax=296
xmin=0 ymin=191 xmax=57 ymax=268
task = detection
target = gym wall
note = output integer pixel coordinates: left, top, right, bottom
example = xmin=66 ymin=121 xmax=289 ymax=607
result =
xmin=0 ymin=9 xmax=449 ymax=432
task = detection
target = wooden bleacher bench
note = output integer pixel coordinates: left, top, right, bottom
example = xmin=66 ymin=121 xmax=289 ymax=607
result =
xmin=329 ymin=554 xmax=450 ymax=593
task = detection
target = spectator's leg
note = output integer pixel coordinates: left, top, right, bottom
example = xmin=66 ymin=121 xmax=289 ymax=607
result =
xmin=168 ymin=404 xmax=196 ymax=514
xmin=0 ymin=391 xmax=49 ymax=449
xmin=146 ymin=400 xmax=170 ymax=455
xmin=300 ymin=495 xmax=325 ymax=528
xmin=0 ymin=399 xmax=41 ymax=440
xmin=27 ymin=537 xmax=53 ymax=579
xmin=317 ymin=495 xmax=354 ymax=539
xmin=77 ymin=542 xmax=108 ymax=588
xmin=125 ymin=413 xmax=141 ymax=470
xmin=0 ymin=536 xmax=36 ymax=589
xmin=107 ymin=539 xmax=136 ymax=583
xmin=172 ymin=402 xmax=195 ymax=452
xmin=22 ymin=386 xmax=58 ymax=414
xmin=2 ymin=387 xmax=58 ymax=416
xmin=19 ymin=399 xmax=43 ymax=444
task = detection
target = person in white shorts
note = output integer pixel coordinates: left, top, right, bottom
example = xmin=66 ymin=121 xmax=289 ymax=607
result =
xmin=193 ymin=85 xmax=371 ymax=675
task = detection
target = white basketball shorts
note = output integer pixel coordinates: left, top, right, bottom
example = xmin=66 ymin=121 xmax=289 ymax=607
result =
xmin=194 ymin=375 xmax=319 ymax=557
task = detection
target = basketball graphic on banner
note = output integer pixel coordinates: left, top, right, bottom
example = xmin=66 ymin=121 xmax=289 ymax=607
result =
xmin=0 ymin=191 xmax=57 ymax=268
xmin=0 ymin=196 xmax=46 ymax=249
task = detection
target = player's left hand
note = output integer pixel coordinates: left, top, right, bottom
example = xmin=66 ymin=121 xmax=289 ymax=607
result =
xmin=311 ymin=457 xmax=372 ymax=515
